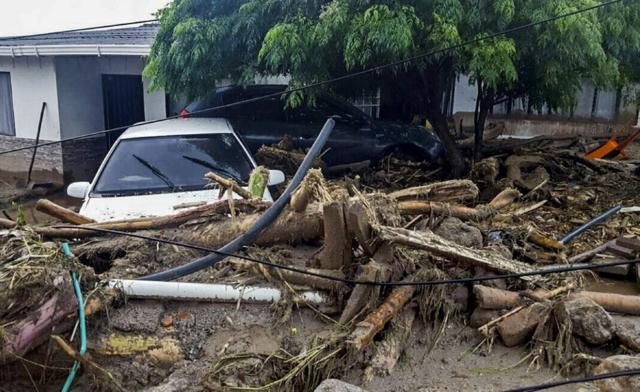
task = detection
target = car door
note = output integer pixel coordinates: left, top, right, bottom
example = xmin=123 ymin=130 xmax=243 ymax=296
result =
xmin=286 ymin=96 xmax=376 ymax=165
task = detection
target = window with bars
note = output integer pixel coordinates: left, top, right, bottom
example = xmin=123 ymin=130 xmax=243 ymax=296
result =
xmin=351 ymin=89 xmax=381 ymax=119
xmin=0 ymin=72 xmax=16 ymax=136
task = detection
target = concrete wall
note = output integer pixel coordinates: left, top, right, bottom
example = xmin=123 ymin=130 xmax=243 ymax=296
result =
xmin=56 ymin=57 xmax=104 ymax=139
xmin=452 ymin=75 xmax=632 ymax=122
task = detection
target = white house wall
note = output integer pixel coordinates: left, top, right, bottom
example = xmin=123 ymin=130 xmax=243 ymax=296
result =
xmin=0 ymin=57 xmax=60 ymax=140
xmin=0 ymin=57 xmax=63 ymax=179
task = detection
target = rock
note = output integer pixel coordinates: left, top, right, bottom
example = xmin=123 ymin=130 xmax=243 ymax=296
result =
xmin=593 ymin=355 xmax=640 ymax=391
xmin=497 ymin=303 xmax=548 ymax=347
xmin=473 ymin=267 xmax=507 ymax=290
xmin=469 ymin=307 xmax=502 ymax=328
xmin=614 ymin=316 xmax=640 ymax=352
xmin=451 ymin=286 xmax=469 ymax=312
xmin=556 ymin=297 xmax=614 ymax=345
xmin=314 ymin=379 xmax=369 ymax=392
xmin=471 ymin=157 xmax=500 ymax=188
xmin=110 ymin=300 xmax=164 ymax=334
xmin=434 ymin=217 xmax=483 ymax=248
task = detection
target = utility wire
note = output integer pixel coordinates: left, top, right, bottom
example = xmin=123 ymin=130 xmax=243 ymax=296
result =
xmin=504 ymin=368 xmax=640 ymax=392
xmin=55 ymin=225 xmax=640 ymax=287
xmin=0 ymin=0 xmax=625 ymax=157
xmin=0 ymin=19 xmax=159 ymax=42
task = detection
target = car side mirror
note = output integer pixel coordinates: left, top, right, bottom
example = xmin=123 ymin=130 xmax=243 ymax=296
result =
xmin=268 ymin=170 xmax=285 ymax=186
xmin=67 ymin=182 xmax=91 ymax=199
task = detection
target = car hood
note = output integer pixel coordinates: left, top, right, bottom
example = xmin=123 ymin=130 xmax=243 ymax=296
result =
xmin=80 ymin=188 xmax=272 ymax=222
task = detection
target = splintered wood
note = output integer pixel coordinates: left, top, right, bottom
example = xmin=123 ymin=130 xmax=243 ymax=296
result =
xmin=389 ymin=179 xmax=479 ymax=203
xmin=377 ymin=226 xmax=537 ymax=278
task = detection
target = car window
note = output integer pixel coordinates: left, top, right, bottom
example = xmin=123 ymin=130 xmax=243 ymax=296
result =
xmin=285 ymin=95 xmax=369 ymax=127
xmin=226 ymin=94 xmax=286 ymax=122
xmin=93 ymin=134 xmax=254 ymax=195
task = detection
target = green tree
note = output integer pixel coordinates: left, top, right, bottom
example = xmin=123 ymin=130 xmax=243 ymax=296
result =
xmin=146 ymin=0 xmax=640 ymax=175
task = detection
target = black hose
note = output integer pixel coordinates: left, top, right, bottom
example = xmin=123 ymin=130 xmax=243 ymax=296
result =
xmin=140 ymin=118 xmax=335 ymax=281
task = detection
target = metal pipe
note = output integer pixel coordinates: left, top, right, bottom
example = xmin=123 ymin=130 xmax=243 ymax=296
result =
xmin=26 ymin=102 xmax=46 ymax=185
xmin=560 ymin=205 xmax=622 ymax=245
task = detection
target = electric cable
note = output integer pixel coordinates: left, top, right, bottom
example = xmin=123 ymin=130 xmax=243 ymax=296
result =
xmin=503 ymin=368 xmax=640 ymax=392
xmin=0 ymin=0 xmax=625 ymax=157
xmin=55 ymin=224 xmax=640 ymax=287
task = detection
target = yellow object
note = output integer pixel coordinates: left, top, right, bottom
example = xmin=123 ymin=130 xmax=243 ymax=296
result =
xmin=95 ymin=334 xmax=181 ymax=356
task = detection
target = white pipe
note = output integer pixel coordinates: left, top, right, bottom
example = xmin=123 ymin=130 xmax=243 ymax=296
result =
xmin=108 ymin=279 xmax=328 ymax=305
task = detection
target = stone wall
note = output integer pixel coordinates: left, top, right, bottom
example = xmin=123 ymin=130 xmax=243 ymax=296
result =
xmin=0 ymin=134 xmax=108 ymax=184
xmin=0 ymin=134 xmax=63 ymax=183
xmin=60 ymin=136 xmax=108 ymax=183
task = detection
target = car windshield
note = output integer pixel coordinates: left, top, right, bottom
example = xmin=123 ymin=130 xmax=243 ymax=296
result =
xmin=93 ymin=134 xmax=254 ymax=195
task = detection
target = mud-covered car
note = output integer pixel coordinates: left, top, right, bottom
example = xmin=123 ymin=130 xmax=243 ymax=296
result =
xmin=66 ymin=118 xmax=284 ymax=222
xmin=181 ymin=85 xmax=443 ymax=166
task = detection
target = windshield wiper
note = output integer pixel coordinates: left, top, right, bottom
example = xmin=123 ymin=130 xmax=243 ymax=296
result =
xmin=132 ymin=154 xmax=176 ymax=190
xmin=181 ymin=155 xmax=246 ymax=185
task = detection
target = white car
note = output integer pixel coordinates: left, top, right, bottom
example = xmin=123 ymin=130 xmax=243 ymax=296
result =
xmin=67 ymin=118 xmax=285 ymax=222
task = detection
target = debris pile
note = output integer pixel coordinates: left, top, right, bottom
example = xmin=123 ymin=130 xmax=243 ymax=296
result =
xmin=2 ymin=136 xmax=640 ymax=391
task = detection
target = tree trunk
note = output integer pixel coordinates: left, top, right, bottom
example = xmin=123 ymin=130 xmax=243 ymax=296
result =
xmin=35 ymin=199 xmax=95 ymax=224
xmin=473 ymin=83 xmax=494 ymax=162
xmin=428 ymin=110 xmax=465 ymax=177
xmin=418 ymin=65 xmax=465 ymax=177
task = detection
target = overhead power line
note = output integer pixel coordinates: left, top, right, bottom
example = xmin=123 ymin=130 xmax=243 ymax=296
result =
xmin=0 ymin=19 xmax=159 ymax=42
xmin=55 ymin=225 xmax=640 ymax=287
xmin=0 ymin=0 xmax=625 ymax=157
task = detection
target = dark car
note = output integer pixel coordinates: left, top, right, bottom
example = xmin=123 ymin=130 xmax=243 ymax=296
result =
xmin=181 ymin=85 xmax=443 ymax=166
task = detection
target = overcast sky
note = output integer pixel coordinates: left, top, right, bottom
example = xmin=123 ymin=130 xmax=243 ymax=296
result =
xmin=0 ymin=0 xmax=169 ymax=37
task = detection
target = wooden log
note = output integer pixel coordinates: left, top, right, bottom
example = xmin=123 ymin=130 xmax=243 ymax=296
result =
xmin=205 ymin=172 xmax=254 ymax=199
xmin=339 ymin=261 xmax=392 ymax=324
xmin=527 ymin=229 xmax=564 ymax=251
xmin=397 ymin=187 xmax=520 ymax=220
xmin=497 ymin=302 xmax=549 ymax=347
xmin=182 ymin=208 xmax=324 ymax=249
xmin=290 ymin=180 xmax=313 ymax=212
xmin=230 ymin=258 xmax=347 ymax=292
xmin=363 ymin=308 xmax=416 ymax=381
xmin=316 ymin=201 xmax=352 ymax=270
xmin=478 ymin=283 xmax=576 ymax=336
xmin=346 ymin=199 xmax=376 ymax=255
xmin=575 ymin=291 xmax=640 ymax=316
xmin=389 ymin=179 xmax=479 ymax=203
xmin=347 ymin=282 xmax=415 ymax=350
xmin=473 ymin=285 xmax=521 ymax=310
xmin=35 ymin=199 xmax=95 ymax=224
xmin=33 ymin=199 xmax=270 ymax=238
xmin=377 ymin=226 xmax=537 ymax=278
xmin=0 ymin=217 xmax=16 ymax=228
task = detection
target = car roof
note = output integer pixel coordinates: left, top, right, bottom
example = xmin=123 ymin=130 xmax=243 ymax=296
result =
xmin=119 ymin=118 xmax=233 ymax=139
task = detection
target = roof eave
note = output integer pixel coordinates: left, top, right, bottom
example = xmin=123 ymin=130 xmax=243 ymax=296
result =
xmin=0 ymin=44 xmax=151 ymax=57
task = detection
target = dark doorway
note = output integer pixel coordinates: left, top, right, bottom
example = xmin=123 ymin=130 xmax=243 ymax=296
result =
xmin=102 ymin=74 xmax=145 ymax=147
